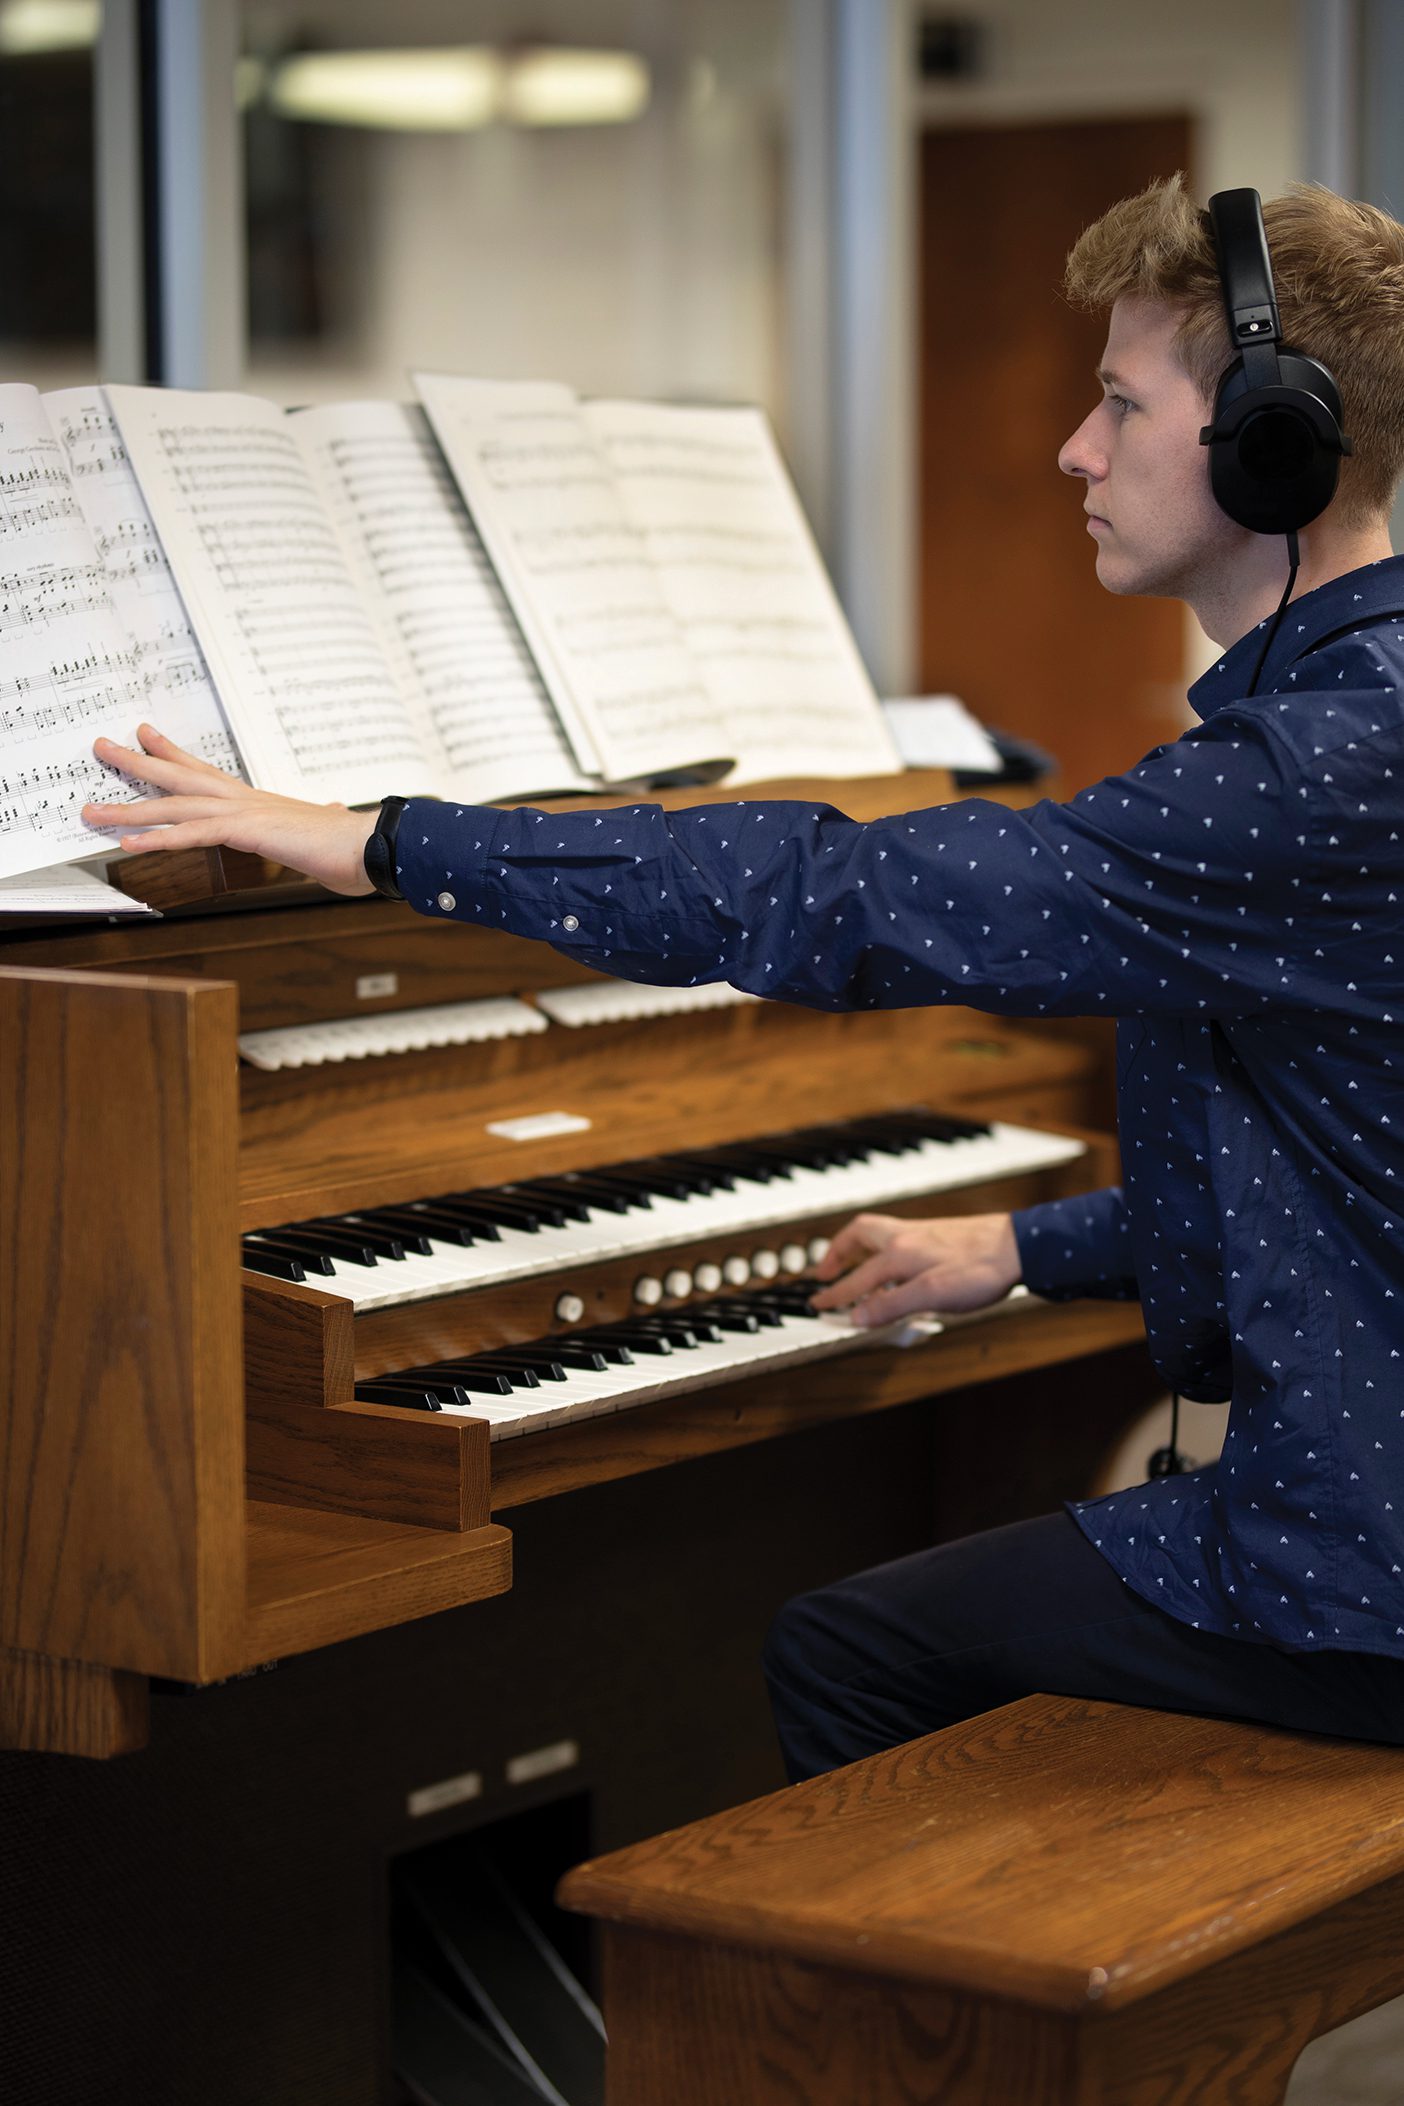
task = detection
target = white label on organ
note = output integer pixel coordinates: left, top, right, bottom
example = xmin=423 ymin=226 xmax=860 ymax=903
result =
xmin=506 ymin=1738 xmax=580 ymax=1786
xmin=486 ymin=1111 xmax=592 ymax=1142
xmin=407 ymin=1768 xmax=483 ymax=1818
xmin=356 ymin=972 xmax=399 ymax=999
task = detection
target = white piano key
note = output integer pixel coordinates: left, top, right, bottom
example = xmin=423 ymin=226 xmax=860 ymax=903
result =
xmin=238 ymin=996 xmax=547 ymax=1071
xmin=535 ymin=978 xmax=760 ymax=1028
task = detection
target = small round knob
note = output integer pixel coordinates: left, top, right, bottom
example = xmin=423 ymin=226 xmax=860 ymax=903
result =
xmin=807 ymin=1235 xmax=831 ymax=1266
xmin=554 ymin=1291 xmax=585 ymax=1324
xmin=751 ymin=1248 xmax=779 ymax=1280
xmin=780 ymin=1243 xmax=807 ymax=1274
xmin=723 ymin=1254 xmax=750 ymax=1287
xmin=634 ymin=1274 xmax=663 ymax=1306
xmin=664 ymin=1268 xmax=692 ymax=1299
xmin=694 ymin=1261 xmax=722 ymax=1293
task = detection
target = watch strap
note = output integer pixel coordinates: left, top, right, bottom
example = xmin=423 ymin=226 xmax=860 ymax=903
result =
xmin=363 ymin=794 xmax=409 ymax=901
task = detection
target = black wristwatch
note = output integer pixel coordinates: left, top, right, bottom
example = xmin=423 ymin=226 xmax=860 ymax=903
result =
xmin=363 ymin=794 xmax=408 ymax=901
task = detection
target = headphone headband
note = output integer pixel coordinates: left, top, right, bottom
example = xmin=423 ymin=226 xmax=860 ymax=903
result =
xmin=1207 ymin=189 xmax=1282 ymax=358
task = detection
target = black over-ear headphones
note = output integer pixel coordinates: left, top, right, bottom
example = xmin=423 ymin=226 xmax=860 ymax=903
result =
xmin=1200 ymin=187 xmax=1352 ymax=535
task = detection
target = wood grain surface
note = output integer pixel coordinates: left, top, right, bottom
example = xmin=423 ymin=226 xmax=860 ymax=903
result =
xmin=0 ymin=1644 xmax=148 ymax=1758
xmin=0 ymin=966 xmax=246 ymax=1682
xmin=560 ymin=1693 xmax=1404 ymax=2014
xmin=241 ymin=1500 xmax=511 ymax=1664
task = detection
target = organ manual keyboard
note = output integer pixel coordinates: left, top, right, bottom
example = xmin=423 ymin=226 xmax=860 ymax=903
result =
xmin=0 ymin=769 xmax=1149 ymax=1757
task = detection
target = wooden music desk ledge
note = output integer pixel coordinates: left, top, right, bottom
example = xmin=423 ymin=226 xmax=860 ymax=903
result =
xmin=558 ymin=1692 xmax=1404 ymax=2106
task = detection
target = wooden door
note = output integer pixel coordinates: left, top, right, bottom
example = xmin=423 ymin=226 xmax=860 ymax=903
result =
xmin=918 ymin=116 xmax=1194 ymax=794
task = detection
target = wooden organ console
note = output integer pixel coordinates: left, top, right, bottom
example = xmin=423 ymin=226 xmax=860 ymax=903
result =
xmin=0 ymin=769 xmax=1152 ymax=1765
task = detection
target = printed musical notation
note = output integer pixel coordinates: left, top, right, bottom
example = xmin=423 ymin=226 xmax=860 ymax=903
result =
xmin=0 ymin=384 xmax=246 ymax=879
xmin=107 ymin=386 xmax=430 ymax=805
xmin=587 ymin=399 xmax=899 ymax=784
xmin=294 ymin=400 xmax=588 ymax=800
xmin=416 ymin=373 xmax=726 ymax=785
xmin=46 ymin=386 xmax=243 ymax=778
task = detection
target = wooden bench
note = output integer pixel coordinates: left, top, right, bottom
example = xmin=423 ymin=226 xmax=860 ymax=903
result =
xmin=558 ymin=1692 xmax=1404 ymax=2105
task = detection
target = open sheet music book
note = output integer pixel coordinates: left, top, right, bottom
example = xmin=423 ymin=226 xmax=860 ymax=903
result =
xmin=0 ymin=375 xmax=900 ymax=881
xmin=105 ymin=387 xmax=594 ymax=813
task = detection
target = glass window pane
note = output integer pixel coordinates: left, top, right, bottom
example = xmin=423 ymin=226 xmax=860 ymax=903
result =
xmin=0 ymin=0 xmax=100 ymax=385
xmin=238 ymin=1 xmax=790 ymax=434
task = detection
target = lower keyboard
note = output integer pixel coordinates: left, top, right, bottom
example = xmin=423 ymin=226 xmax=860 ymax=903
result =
xmin=356 ymin=1280 xmax=1033 ymax=1440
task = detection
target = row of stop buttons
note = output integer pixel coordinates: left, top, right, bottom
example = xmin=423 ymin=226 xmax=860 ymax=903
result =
xmin=553 ymin=1236 xmax=832 ymax=1324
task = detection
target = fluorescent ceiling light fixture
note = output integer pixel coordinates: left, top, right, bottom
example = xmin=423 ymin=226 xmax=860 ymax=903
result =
xmin=0 ymin=0 xmax=98 ymax=53
xmin=271 ymin=48 xmax=501 ymax=131
xmin=267 ymin=45 xmax=650 ymax=132
xmin=500 ymin=49 xmax=650 ymax=128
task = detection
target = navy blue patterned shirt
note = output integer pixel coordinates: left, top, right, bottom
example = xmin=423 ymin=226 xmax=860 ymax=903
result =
xmin=399 ymin=555 xmax=1404 ymax=1660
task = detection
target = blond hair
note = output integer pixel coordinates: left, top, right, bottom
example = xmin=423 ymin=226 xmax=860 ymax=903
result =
xmin=1064 ymin=174 xmax=1404 ymax=524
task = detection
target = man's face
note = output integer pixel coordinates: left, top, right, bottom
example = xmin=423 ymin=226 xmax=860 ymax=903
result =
xmin=1059 ymin=296 xmax=1237 ymax=600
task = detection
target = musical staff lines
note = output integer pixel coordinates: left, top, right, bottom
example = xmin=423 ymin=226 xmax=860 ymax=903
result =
xmin=293 ymin=400 xmax=587 ymax=799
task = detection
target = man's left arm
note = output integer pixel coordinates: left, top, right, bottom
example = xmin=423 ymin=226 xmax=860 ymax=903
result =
xmin=1012 ymin=1185 xmax=1139 ymax=1303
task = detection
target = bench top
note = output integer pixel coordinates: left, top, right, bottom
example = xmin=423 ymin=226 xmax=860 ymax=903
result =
xmin=558 ymin=1693 xmax=1404 ymax=2013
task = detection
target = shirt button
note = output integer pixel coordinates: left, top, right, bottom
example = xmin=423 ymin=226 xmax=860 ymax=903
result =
xmin=436 ymin=890 xmax=457 ymax=912
xmin=562 ymin=914 xmax=580 ymax=933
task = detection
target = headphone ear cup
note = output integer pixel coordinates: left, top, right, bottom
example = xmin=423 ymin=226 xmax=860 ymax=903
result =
xmin=1206 ymin=351 xmax=1345 ymax=534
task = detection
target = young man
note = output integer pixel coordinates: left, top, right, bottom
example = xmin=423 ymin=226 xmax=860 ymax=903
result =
xmin=85 ymin=177 xmax=1404 ymax=1774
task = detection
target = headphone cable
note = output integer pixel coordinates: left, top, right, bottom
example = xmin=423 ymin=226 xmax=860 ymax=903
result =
xmin=1245 ymin=528 xmax=1300 ymax=698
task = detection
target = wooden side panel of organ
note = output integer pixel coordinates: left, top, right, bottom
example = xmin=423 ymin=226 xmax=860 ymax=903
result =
xmin=0 ymin=966 xmax=247 ymax=1729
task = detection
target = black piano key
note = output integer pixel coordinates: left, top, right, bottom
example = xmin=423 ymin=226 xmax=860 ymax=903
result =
xmin=707 ymin=1296 xmax=784 ymax=1329
xmin=242 ymin=1234 xmax=337 ymax=1276
xmin=444 ymin=1354 xmax=543 ymax=1390
xmin=704 ymin=1305 xmax=763 ymax=1334
xmin=380 ymin=1365 xmax=515 ymax=1399
xmin=354 ymin=1383 xmax=444 ymax=1412
xmin=657 ymin=1155 xmax=738 ymax=1191
xmin=618 ymin=1158 xmax=721 ymax=1198
xmin=439 ymin=1196 xmax=555 ymax=1229
xmin=532 ymin=1344 xmax=613 ymax=1372
xmin=633 ymin=1314 xmax=724 ymax=1346
xmin=340 ymin=1213 xmax=435 ymax=1256
xmin=560 ymin=1176 xmax=653 ymax=1213
xmin=467 ymin=1348 xmax=570 ymax=1382
xmin=313 ymin=1220 xmax=407 ymax=1261
xmin=276 ymin=1223 xmax=381 ymax=1267
xmin=582 ymin=1327 xmax=674 ymax=1356
xmin=362 ymin=1206 xmax=481 ymax=1249
xmin=525 ymin=1177 xmax=637 ymax=1217
xmin=574 ymin=1339 xmax=635 ymax=1365
xmin=397 ymin=1195 xmax=510 ymax=1240
xmin=499 ymin=1184 xmax=593 ymax=1225
xmin=240 ymin=1245 xmax=307 ymax=1283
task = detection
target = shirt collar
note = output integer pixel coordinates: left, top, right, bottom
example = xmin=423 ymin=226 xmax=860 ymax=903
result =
xmin=1187 ymin=553 xmax=1404 ymax=719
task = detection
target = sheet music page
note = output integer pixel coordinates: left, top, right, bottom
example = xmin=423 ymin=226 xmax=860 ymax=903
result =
xmin=0 ymin=383 xmax=158 ymax=880
xmin=0 ymin=860 xmax=157 ymax=915
xmin=289 ymin=400 xmax=592 ymax=802
xmin=106 ymin=385 xmax=435 ymax=806
xmin=414 ymin=373 xmax=730 ymax=785
xmin=43 ymin=386 xmax=244 ymax=777
xmin=585 ymin=401 xmax=902 ymax=785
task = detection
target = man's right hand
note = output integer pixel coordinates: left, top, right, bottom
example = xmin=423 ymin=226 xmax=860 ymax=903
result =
xmin=809 ymin=1210 xmax=1021 ymax=1328
xmin=82 ymin=725 xmax=378 ymax=895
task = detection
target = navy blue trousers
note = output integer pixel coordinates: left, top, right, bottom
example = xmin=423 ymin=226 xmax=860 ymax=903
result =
xmin=763 ymin=1510 xmax=1404 ymax=1782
